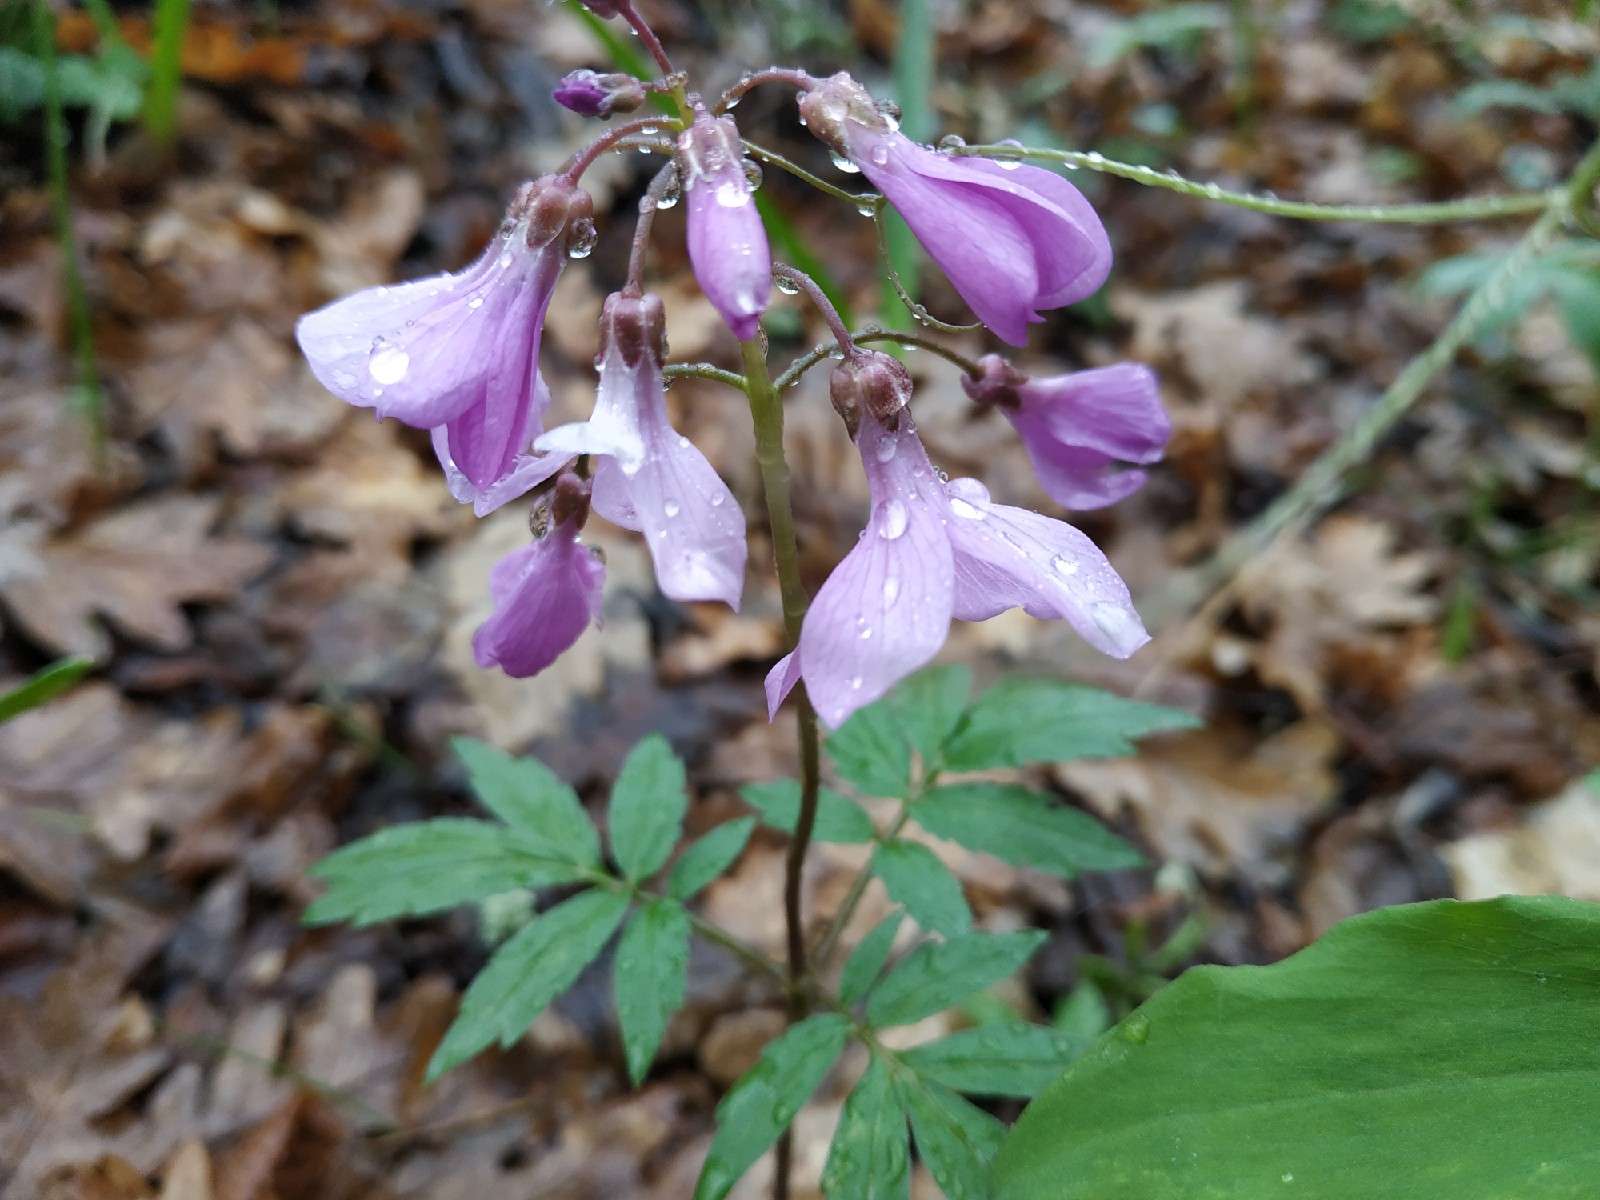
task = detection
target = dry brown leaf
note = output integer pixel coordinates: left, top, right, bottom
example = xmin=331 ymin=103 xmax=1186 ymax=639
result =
xmin=1056 ymin=719 xmax=1339 ymax=880
xmin=1445 ymin=778 xmax=1600 ymax=901
xmin=0 ymin=495 xmax=272 ymax=661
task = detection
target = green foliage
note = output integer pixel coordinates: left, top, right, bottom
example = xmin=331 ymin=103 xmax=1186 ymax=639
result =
xmin=821 ymin=1056 xmax=909 ymax=1200
xmin=0 ymin=656 xmax=92 ymax=724
xmin=143 ymin=0 xmax=191 ymax=142
xmin=838 ymin=910 xmax=904 ymax=1006
xmin=1087 ymin=3 xmax=1228 ymax=69
xmin=898 ymin=1075 xmax=1007 ymax=1200
xmin=695 ymin=1014 xmax=851 ymax=1200
xmin=614 ymin=898 xmax=691 ymax=1083
xmin=1454 ymin=62 xmax=1600 ymax=121
xmin=913 ymin=784 xmax=1144 ymax=876
xmin=452 ymin=737 xmax=599 ymax=867
xmin=305 ymin=819 xmax=588 ymax=926
xmin=891 ymin=664 xmax=972 ymax=761
xmin=741 ymin=780 xmax=874 ymax=842
xmin=867 ymin=931 xmax=1048 ymax=1029
xmin=1326 ymin=0 xmax=1411 ymax=42
xmin=826 ymin=700 xmax=912 ymax=796
xmin=870 ymin=840 xmax=971 ymax=936
xmin=428 ymin=889 xmax=629 ymax=1079
xmin=900 ymin=1025 xmax=1084 ymax=1098
xmin=942 ymin=679 xmax=1199 ymax=771
xmin=995 ymin=896 xmax=1600 ymax=1199
xmin=608 ymin=734 xmax=688 ymax=880
xmin=667 ymin=816 xmax=755 ymax=900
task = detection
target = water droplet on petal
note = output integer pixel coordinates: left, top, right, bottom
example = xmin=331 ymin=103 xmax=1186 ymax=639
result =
xmin=467 ymin=295 xmax=484 ymax=309
xmin=869 ymin=144 xmax=889 ymax=167
xmin=849 ymin=676 xmax=863 ymax=691
xmin=937 ymin=133 xmax=967 ymax=153
xmin=715 ymin=180 xmax=751 ymax=208
xmin=949 ymin=496 xmax=984 ymax=520
xmin=830 ymin=151 xmax=862 ymax=174
xmin=882 ymin=576 xmax=901 ymax=606
xmin=709 ymin=492 xmax=726 ymax=507
xmin=367 ymin=339 xmax=410 ymax=385
xmin=877 ymin=498 xmax=909 ymax=540
xmin=743 ymin=159 xmax=764 ymax=191
xmin=875 ymin=436 xmax=898 ymax=463
xmin=1052 ymin=554 xmax=1081 ymax=577
xmin=663 ymin=500 xmax=680 ymax=518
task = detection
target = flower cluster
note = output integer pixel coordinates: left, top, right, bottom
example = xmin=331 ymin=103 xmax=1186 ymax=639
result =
xmin=295 ymin=42 xmax=1172 ymax=727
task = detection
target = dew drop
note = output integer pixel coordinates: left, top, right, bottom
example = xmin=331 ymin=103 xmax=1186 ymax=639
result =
xmin=498 ymin=252 xmax=513 ymax=269
xmin=877 ymin=498 xmax=909 ymax=540
xmin=709 ymin=492 xmax=726 ymax=507
xmin=663 ymin=500 xmax=681 ymax=518
xmin=743 ymin=159 xmax=764 ymax=191
xmin=937 ymin=133 xmax=967 ymax=153
xmin=1121 ymin=1013 xmax=1151 ymax=1044
xmin=1052 ymin=554 xmax=1081 ymax=577
xmin=830 ymin=152 xmax=862 ymax=174
xmin=869 ymin=144 xmax=890 ymax=167
xmin=882 ymin=576 xmax=901 ymax=606
xmin=949 ymin=496 xmax=984 ymax=520
xmin=716 ymin=181 xmax=751 ymax=208
xmin=640 ymin=124 xmax=659 ymax=136
xmin=566 ymin=218 xmax=598 ymax=259
xmin=875 ymin=436 xmax=898 ymax=463
xmin=775 ymin=275 xmax=801 ymax=295
xmin=855 ymin=195 xmax=882 ymax=218
xmin=995 ymin=137 xmax=1025 ymax=169
xmin=849 ymin=676 xmax=863 ymax=691
xmin=367 ymin=339 xmax=411 ymax=385
xmin=467 ymin=295 xmax=484 ymax=310
xmin=859 ymin=625 xmax=873 ymax=640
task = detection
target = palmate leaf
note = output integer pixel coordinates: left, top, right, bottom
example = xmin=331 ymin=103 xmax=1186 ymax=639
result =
xmin=897 ymin=1075 xmax=1007 ymax=1200
xmin=427 ymin=888 xmax=628 ymax=1079
xmin=305 ymin=819 xmax=587 ymax=926
xmin=821 ymin=1055 xmax=909 ymax=1200
xmin=995 ymin=896 xmax=1600 ymax=1200
xmin=453 ymin=737 xmax=599 ymax=867
xmin=667 ymin=817 xmax=756 ymax=900
xmin=741 ymin=780 xmax=875 ymax=843
xmin=868 ymin=930 xmax=1047 ymax=1029
xmin=608 ymin=734 xmax=688 ymax=881
xmin=942 ymin=680 xmax=1197 ymax=771
xmin=913 ymin=784 xmax=1144 ymax=876
xmin=901 ymin=1024 xmax=1085 ymax=1098
xmin=614 ymin=898 xmax=691 ymax=1084
xmin=870 ymin=840 xmax=971 ymax=936
xmin=694 ymin=1013 xmax=851 ymax=1200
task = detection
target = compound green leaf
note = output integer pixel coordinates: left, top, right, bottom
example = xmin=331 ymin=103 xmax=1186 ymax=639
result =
xmin=914 ymin=783 xmax=1143 ymax=876
xmin=871 ymin=840 xmax=970 ymax=936
xmin=608 ymin=734 xmax=688 ymax=881
xmin=614 ymin=898 xmax=691 ymax=1084
xmin=741 ymin=780 xmax=875 ymax=843
xmin=453 ymin=738 xmax=599 ymax=867
xmin=868 ymin=930 xmax=1047 ymax=1029
xmin=942 ymin=681 xmax=1197 ymax=772
xmin=821 ymin=1055 xmax=909 ymax=1200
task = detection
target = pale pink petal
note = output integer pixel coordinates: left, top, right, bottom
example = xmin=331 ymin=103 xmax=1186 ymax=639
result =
xmin=764 ymin=651 xmax=803 ymax=720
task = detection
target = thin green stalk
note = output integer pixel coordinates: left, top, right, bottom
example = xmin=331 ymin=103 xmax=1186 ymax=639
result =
xmin=881 ymin=0 xmax=934 ymax=332
xmin=35 ymin=0 xmax=105 ymax=454
xmin=1157 ymin=196 xmax=1577 ymax=623
xmin=772 ymin=327 xmax=982 ymax=393
xmin=662 ymin=362 xmax=748 ymax=389
xmin=143 ymin=0 xmax=191 ymax=142
xmin=814 ymin=808 xmax=911 ymax=970
xmin=743 ymin=139 xmax=872 ymax=208
xmin=956 ymin=143 xmax=1557 ymax=223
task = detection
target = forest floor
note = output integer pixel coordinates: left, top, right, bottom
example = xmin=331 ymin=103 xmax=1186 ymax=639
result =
xmin=2 ymin=1 xmax=1598 ymax=1197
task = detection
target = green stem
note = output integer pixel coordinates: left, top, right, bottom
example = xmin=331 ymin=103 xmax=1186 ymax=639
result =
xmin=662 ymin=363 xmax=748 ymax=389
xmin=739 ymin=336 xmax=824 ymax=1018
xmin=743 ymin=139 xmax=875 ymax=208
xmin=772 ymin=327 xmax=982 ymax=394
xmin=956 ymin=144 xmax=1557 ymax=223
xmin=814 ymin=808 xmax=912 ymax=970
xmin=143 ymin=0 xmax=191 ymax=143
xmin=1157 ymin=197 xmax=1575 ymax=622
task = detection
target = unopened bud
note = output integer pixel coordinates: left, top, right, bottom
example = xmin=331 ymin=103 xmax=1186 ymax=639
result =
xmin=830 ymin=349 xmax=913 ymax=436
xmin=960 ymin=353 xmax=1026 ymax=410
xmin=554 ymin=69 xmax=648 ymax=118
xmin=550 ymin=472 xmax=593 ymax=530
xmin=598 ymin=291 xmax=668 ymax=370
xmin=515 ymin=176 xmax=596 ymax=250
xmin=796 ymin=71 xmax=890 ymax=160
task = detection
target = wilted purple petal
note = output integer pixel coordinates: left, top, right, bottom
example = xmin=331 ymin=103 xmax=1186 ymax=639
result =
xmin=472 ymin=518 xmax=605 ymax=679
xmin=794 ymin=413 xmax=953 ymax=728
xmin=943 ymin=477 xmax=1148 ymax=658
xmin=680 ymin=114 xmax=771 ymax=341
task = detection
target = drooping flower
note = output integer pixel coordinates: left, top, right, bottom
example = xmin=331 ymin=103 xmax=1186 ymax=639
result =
xmin=797 ymin=72 xmax=1110 ymax=347
xmin=678 ymin=111 xmax=771 ymax=341
xmin=295 ymin=176 xmax=592 ymax=514
xmin=473 ymin=474 xmax=606 ymax=678
xmin=554 ymin=69 xmax=647 ymax=118
xmin=963 ymin=354 xmax=1170 ymax=510
xmin=767 ymin=352 xmax=1147 ymax=728
xmin=536 ymin=291 xmax=747 ymax=608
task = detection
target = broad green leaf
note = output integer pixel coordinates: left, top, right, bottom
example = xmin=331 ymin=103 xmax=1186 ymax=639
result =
xmin=694 ymin=1013 xmax=851 ymax=1200
xmin=914 ymin=784 xmax=1144 ymax=876
xmin=891 ymin=664 xmax=971 ymax=763
xmin=826 ymin=700 xmax=911 ymax=797
xmin=898 ymin=1076 xmax=1006 ymax=1200
xmin=305 ymin=819 xmax=586 ymax=926
xmin=821 ymin=1056 xmax=909 ymax=1200
xmin=902 ymin=1025 xmax=1084 ymax=1098
xmin=453 ymin=738 xmax=599 ymax=867
xmin=614 ymin=898 xmax=690 ymax=1084
xmin=868 ymin=930 xmax=1047 ymax=1029
xmin=995 ymin=896 xmax=1600 ymax=1200
xmin=1052 ymin=980 xmax=1111 ymax=1041
xmin=667 ymin=817 xmax=755 ymax=900
xmin=870 ymin=841 xmax=970 ymax=936
xmin=839 ymin=911 xmax=904 ymax=1006
xmin=0 ymin=656 xmax=92 ymax=724
xmin=608 ymin=734 xmax=687 ymax=881
xmin=741 ymin=780 xmax=875 ymax=843
xmin=427 ymin=889 xmax=628 ymax=1079
xmin=942 ymin=680 xmax=1197 ymax=771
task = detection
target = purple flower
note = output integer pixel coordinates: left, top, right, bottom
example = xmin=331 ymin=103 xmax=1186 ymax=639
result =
xmin=767 ymin=352 xmax=1148 ymax=728
xmin=554 ymin=69 xmax=646 ymax=118
xmin=536 ymin=291 xmax=747 ymax=609
xmin=797 ymin=72 xmax=1110 ymax=346
xmin=963 ymin=355 xmax=1170 ymax=510
xmin=473 ymin=475 xmax=606 ymax=679
xmin=295 ymin=176 xmax=593 ymax=514
xmin=678 ymin=112 xmax=771 ymax=341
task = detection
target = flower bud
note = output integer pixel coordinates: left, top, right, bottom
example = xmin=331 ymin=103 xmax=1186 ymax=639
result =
xmin=549 ymin=471 xmax=593 ymax=529
xmin=796 ymin=71 xmax=889 ymax=160
xmin=516 ymin=175 xmax=596 ymax=251
xmin=554 ymin=69 xmax=647 ymax=118
xmin=829 ymin=349 xmax=913 ymax=436
xmin=597 ymin=290 xmax=667 ymax=370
